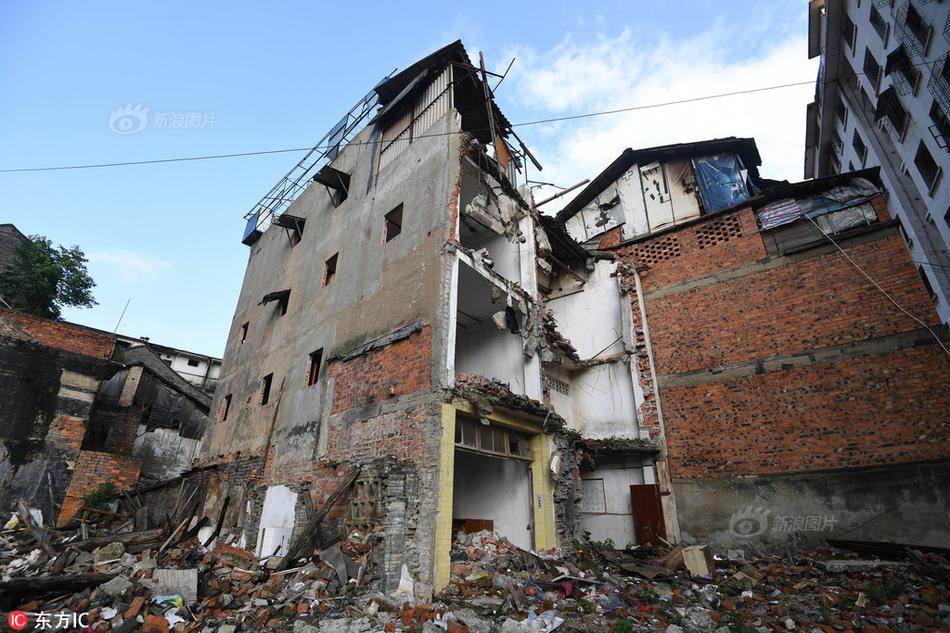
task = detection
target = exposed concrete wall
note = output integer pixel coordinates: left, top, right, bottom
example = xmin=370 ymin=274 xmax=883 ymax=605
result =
xmin=203 ymin=113 xmax=460 ymax=466
xmin=674 ymin=460 xmax=950 ymax=550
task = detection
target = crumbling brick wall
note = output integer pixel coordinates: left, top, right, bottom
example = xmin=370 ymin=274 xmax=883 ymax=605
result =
xmin=328 ymin=326 xmax=433 ymax=414
xmin=0 ymin=308 xmax=115 ymax=359
xmin=609 ymin=202 xmax=950 ymax=483
xmin=59 ymin=451 xmax=142 ymax=525
xmin=0 ymin=310 xmax=117 ymax=524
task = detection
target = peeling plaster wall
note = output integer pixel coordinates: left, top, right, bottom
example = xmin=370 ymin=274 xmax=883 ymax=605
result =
xmin=132 ymin=425 xmax=202 ymax=482
xmin=546 ymin=261 xmax=642 ymax=439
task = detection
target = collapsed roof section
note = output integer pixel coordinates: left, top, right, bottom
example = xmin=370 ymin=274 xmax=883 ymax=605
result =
xmin=372 ymin=40 xmax=513 ymax=146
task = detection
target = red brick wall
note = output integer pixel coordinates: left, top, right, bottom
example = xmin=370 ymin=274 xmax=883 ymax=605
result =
xmin=662 ymin=345 xmax=950 ymax=478
xmin=0 ymin=308 xmax=115 ymax=359
xmin=58 ymin=451 xmax=142 ymax=525
xmin=609 ymin=200 xmax=950 ymax=481
xmin=325 ymin=401 xmax=435 ymax=463
xmin=644 ymin=233 xmax=937 ymax=375
xmin=328 ymin=326 xmax=432 ymax=414
xmin=46 ymin=415 xmax=86 ymax=452
xmin=615 ymin=208 xmax=767 ymax=293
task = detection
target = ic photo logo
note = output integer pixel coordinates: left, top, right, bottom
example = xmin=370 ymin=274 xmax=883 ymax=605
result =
xmin=8 ymin=611 xmax=27 ymax=630
xmin=728 ymin=503 xmax=771 ymax=538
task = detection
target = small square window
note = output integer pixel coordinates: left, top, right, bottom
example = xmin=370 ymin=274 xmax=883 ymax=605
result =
xmin=187 ymin=358 xmax=200 ymax=367
xmin=307 ymin=348 xmax=323 ymax=387
xmin=240 ymin=321 xmax=249 ymax=344
xmin=385 ymin=204 xmax=403 ymax=242
xmin=261 ymin=373 xmax=273 ymax=405
xmin=324 ymin=253 xmax=338 ymax=286
xmin=222 ymin=394 xmax=232 ymax=421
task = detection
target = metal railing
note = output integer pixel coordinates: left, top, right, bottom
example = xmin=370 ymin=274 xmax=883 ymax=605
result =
xmin=242 ymin=77 xmax=390 ymax=241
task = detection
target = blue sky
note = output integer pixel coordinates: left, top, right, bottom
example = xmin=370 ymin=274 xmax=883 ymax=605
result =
xmin=0 ymin=1 xmax=814 ymax=357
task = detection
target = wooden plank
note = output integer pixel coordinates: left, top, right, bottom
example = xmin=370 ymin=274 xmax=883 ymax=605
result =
xmin=276 ymin=467 xmax=360 ymax=571
xmin=17 ymin=499 xmax=56 ymax=557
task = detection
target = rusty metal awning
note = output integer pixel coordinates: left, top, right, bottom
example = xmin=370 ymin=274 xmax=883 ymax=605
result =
xmin=260 ymin=289 xmax=290 ymax=306
xmin=312 ymin=165 xmax=350 ymax=192
xmin=272 ymin=214 xmax=305 ymax=230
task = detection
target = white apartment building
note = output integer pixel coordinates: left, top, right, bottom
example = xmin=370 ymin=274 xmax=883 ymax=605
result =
xmin=805 ymin=0 xmax=950 ymax=321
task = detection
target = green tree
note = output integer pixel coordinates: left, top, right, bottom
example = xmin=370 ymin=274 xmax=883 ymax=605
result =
xmin=0 ymin=235 xmax=97 ymax=319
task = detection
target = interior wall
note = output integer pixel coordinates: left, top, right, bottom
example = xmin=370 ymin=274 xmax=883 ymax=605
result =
xmin=455 ymin=322 xmax=526 ymax=393
xmin=467 ymin=231 xmax=521 ymax=284
xmin=579 ymin=456 xmax=649 ymax=547
xmin=453 ymin=450 xmax=533 ymax=550
xmin=256 ymin=485 xmax=297 ymax=557
xmin=547 ymin=260 xmax=641 ymax=439
xmin=570 ymin=363 xmax=639 ymax=439
xmin=547 ymin=261 xmax=625 ymax=359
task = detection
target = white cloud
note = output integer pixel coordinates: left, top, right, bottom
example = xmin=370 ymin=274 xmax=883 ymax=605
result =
xmin=500 ymin=24 xmax=818 ymax=212
xmin=89 ymin=249 xmax=171 ymax=282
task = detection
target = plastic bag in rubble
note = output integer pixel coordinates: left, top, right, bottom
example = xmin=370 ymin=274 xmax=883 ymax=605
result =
xmin=526 ymin=608 xmax=564 ymax=632
xmin=3 ymin=514 xmax=19 ymax=529
xmin=392 ymin=564 xmax=415 ymax=605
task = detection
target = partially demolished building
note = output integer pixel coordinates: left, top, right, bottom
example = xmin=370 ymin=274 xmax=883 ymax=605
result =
xmin=558 ymin=139 xmax=950 ymax=550
xmin=197 ymin=41 xmax=662 ymax=593
xmin=192 ymin=42 xmax=950 ymax=596
xmin=0 ymin=308 xmax=210 ymax=527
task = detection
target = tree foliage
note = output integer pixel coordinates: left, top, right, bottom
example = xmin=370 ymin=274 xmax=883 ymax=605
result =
xmin=0 ymin=235 xmax=97 ymax=319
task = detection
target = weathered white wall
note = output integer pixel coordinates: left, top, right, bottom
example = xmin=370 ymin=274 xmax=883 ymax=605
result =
xmin=467 ymin=231 xmax=522 ymax=284
xmin=548 ymin=261 xmax=624 ymax=359
xmin=570 ymin=363 xmax=639 ymax=439
xmin=455 ymin=321 xmax=526 ymax=393
xmin=256 ymin=485 xmax=298 ymax=557
xmin=579 ymin=458 xmax=652 ymax=546
xmin=453 ymin=450 xmax=533 ymax=550
xmin=547 ymin=260 xmax=641 ymax=438
xmin=132 ymin=425 xmax=202 ymax=481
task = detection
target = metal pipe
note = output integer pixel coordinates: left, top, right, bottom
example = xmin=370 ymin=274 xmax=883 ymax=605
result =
xmin=534 ymin=179 xmax=590 ymax=207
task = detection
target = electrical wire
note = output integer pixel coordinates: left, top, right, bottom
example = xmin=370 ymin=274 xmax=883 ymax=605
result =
xmin=805 ymin=214 xmax=950 ymax=356
xmin=0 ymin=54 xmax=938 ymax=175
xmin=0 ymin=79 xmax=821 ymax=174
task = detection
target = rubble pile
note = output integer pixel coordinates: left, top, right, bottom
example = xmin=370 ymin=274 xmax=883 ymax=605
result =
xmin=1 ymin=506 xmax=948 ymax=632
xmin=440 ymin=531 xmax=950 ymax=633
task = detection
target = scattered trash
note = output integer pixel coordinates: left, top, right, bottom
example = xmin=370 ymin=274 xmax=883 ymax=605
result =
xmin=1 ymin=504 xmax=947 ymax=633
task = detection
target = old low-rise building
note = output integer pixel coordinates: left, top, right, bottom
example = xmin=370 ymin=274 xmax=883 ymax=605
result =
xmin=559 ymin=138 xmax=950 ymax=550
xmin=0 ymin=307 xmax=210 ymax=527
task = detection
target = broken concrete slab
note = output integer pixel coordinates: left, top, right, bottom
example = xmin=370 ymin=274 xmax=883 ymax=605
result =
xmin=98 ymin=575 xmax=133 ymax=597
xmin=818 ymin=559 xmax=906 ymax=573
xmin=154 ymin=567 xmax=198 ymax=603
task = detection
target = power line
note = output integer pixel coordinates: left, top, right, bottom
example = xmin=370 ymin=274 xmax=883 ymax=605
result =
xmin=0 ymin=53 xmax=936 ymax=175
xmin=0 ymin=79 xmax=820 ymax=174
xmin=805 ymin=214 xmax=950 ymax=356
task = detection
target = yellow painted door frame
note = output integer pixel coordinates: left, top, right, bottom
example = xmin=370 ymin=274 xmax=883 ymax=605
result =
xmin=433 ymin=401 xmax=556 ymax=590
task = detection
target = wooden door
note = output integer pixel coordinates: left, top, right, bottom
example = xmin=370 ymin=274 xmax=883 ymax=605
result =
xmin=630 ymin=484 xmax=667 ymax=546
